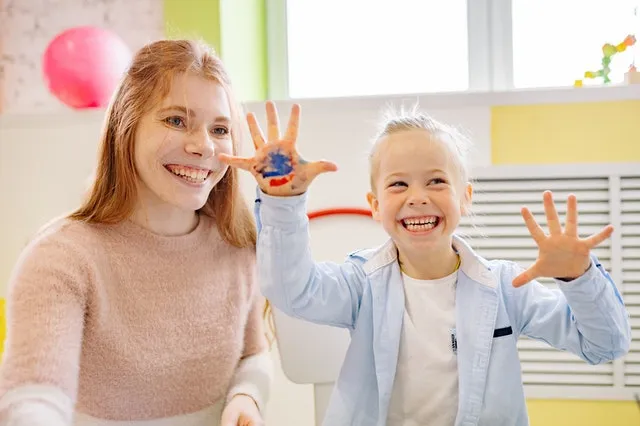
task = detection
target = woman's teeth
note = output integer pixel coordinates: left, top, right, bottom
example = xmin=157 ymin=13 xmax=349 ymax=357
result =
xmin=402 ymin=217 xmax=439 ymax=231
xmin=166 ymin=166 xmax=209 ymax=183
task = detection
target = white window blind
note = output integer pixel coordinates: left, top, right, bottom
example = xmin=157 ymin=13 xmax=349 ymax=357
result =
xmin=458 ymin=163 xmax=639 ymax=399
xmin=622 ymin=176 xmax=640 ymax=387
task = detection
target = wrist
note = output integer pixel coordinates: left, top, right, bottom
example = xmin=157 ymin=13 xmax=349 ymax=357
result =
xmin=556 ymin=259 xmax=592 ymax=282
xmin=230 ymin=393 xmax=259 ymax=410
xmin=259 ymin=181 xmax=307 ymax=197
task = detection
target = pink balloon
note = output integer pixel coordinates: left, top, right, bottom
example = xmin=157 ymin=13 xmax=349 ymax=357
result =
xmin=43 ymin=26 xmax=132 ymax=109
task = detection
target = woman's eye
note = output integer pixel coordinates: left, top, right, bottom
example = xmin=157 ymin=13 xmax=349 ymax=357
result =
xmin=165 ymin=116 xmax=185 ymax=128
xmin=211 ymin=127 xmax=229 ymax=136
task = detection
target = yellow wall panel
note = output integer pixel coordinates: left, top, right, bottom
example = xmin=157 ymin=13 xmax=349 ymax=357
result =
xmin=492 ymin=100 xmax=640 ymax=164
xmin=528 ymin=399 xmax=640 ymax=426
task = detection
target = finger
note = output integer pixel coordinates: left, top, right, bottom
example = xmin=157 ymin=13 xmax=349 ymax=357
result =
xmin=521 ymin=206 xmax=545 ymax=244
xmin=283 ymin=103 xmax=301 ymax=143
xmin=246 ymin=112 xmax=266 ymax=149
xmin=265 ymin=101 xmax=281 ymax=142
xmin=564 ymin=193 xmax=578 ymax=237
xmin=219 ymin=411 xmax=235 ymax=426
xmin=242 ymin=417 xmax=260 ymax=426
xmin=582 ymin=224 xmax=614 ymax=248
xmin=305 ymin=160 xmax=338 ymax=179
xmin=512 ymin=263 xmax=540 ymax=288
xmin=543 ymin=190 xmax=562 ymax=235
xmin=218 ymin=153 xmax=253 ymax=171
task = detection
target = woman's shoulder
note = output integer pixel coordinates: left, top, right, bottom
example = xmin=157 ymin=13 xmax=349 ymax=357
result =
xmin=16 ymin=215 xmax=121 ymax=279
xmin=29 ymin=215 xmax=107 ymax=253
xmin=9 ymin=216 xmax=105 ymax=297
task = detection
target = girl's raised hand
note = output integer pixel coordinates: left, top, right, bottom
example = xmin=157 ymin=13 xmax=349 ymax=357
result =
xmin=218 ymin=101 xmax=337 ymax=196
xmin=512 ymin=191 xmax=614 ymax=287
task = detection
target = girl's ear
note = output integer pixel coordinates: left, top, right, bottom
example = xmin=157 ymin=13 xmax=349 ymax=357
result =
xmin=460 ymin=182 xmax=473 ymax=215
xmin=367 ymin=192 xmax=382 ymax=221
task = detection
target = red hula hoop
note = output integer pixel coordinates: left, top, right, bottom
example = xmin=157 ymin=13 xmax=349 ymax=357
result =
xmin=307 ymin=208 xmax=373 ymax=220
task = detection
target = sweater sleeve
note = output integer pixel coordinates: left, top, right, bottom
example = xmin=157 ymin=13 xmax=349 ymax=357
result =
xmin=0 ymin=226 xmax=89 ymax=424
xmin=225 ymin=259 xmax=273 ymax=413
xmin=242 ymin=293 xmax=269 ymax=358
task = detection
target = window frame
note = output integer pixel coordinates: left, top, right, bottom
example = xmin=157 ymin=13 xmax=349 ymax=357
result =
xmin=266 ymin=0 xmax=516 ymax=99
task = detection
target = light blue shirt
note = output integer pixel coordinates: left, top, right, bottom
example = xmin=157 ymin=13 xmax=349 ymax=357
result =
xmin=254 ymin=190 xmax=631 ymax=426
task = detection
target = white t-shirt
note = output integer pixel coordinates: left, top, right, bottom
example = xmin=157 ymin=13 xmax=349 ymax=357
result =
xmin=386 ymin=270 xmax=459 ymax=426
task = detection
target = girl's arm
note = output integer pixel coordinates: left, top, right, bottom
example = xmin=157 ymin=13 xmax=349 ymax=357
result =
xmin=503 ymin=191 xmax=630 ymax=364
xmin=504 ymin=256 xmax=630 ymax=364
xmin=255 ymin=190 xmax=367 ymax=330
xmin=220 ymin=102 xmax=367 ymax=330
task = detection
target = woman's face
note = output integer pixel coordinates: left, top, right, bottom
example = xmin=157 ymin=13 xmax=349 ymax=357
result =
xmin=133 ymin=72 xmax=233 ymax=213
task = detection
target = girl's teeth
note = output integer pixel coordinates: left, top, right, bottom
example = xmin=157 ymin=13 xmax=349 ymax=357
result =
xmin=406 ymin=223 xmax=435 ymax=230
xmin=403 ymin=217 xmax=439 ymax=231
xmin=404 ymin=218 xmax=437 ymax=225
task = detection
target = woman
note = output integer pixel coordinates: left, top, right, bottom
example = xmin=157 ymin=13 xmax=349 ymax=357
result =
xmin=0 ymin=39 xmax=272 ymax=426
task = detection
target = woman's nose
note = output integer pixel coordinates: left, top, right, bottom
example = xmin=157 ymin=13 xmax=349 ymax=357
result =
xmin=185 ymin=129 xmax=215 ymax=158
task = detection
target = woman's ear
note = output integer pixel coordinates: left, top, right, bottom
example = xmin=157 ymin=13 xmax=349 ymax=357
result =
xmin=367 ymin=192 xmax=381 ymax=221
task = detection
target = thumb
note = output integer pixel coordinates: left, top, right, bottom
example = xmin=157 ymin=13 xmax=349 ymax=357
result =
xmin=218 ymin=153 xmax=254 ymax=171
xmin=306 ymin=160 xmax=338 ymax=179
xmin=220 ymin=408 xmax=238 ymax=426
xmin=512 ymin=264 xmax=539 ymax=288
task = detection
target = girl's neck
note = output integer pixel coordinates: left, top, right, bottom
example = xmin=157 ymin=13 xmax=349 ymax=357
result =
xmin=398 ymin=241 xmax=459 ymax=280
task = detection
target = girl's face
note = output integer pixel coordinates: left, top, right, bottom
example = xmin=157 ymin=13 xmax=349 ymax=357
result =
xmin=367 ymin=130 xmax=472 ymax=257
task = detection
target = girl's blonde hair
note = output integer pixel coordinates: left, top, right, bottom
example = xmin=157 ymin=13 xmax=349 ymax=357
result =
xmin=69 ymin=39 xmax=254 ymax=249
xmin=69 ymin=39 xmax=275 ymax=345
xmin=369 ymin=106 xmax=474 ymax=197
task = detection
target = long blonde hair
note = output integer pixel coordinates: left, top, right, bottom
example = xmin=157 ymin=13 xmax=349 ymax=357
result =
xmin=69 ymin=39 xmax=274 ymax=344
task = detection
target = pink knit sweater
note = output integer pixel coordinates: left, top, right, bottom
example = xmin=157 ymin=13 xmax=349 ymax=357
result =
xmin=0 ymin=214 xmax=268 ymax=423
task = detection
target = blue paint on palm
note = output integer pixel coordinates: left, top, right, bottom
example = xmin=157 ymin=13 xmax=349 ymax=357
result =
xmin=262 ymin=150 xmax=294 ymax=177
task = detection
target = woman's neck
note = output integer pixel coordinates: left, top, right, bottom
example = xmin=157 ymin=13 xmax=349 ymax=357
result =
xmin=131 ymin=199 xmax=199 ymax=236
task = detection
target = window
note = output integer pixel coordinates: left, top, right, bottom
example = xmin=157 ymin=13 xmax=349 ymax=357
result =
xmin=512 ymin=0 xmax=639 ymax=88
xmin=269 ymin=0 xmax=639 ymax=98
xmin=284 ymin=0 xmax=469 ymax=98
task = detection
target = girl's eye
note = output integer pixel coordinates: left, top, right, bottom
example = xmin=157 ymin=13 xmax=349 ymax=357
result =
xmin=389 ymin=181 xmax=407 ymax=188
xmin=165 ymin=116 xmax=185 ymax=128
xmin=430 ymin=178 xmax=446 ymax=185
xmin=211 ymin=127 xmax=230 ymax=136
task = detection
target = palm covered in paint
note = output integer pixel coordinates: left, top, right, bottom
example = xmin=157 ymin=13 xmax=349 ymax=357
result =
xmin=218 ymin=101 xmax=337 ymax=196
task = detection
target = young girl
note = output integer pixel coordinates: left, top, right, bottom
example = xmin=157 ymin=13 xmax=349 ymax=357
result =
xmin=0 ymin=40 xmax=272 ymax=426
xmin=221 ymin=102 xmax=631 ymax=426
